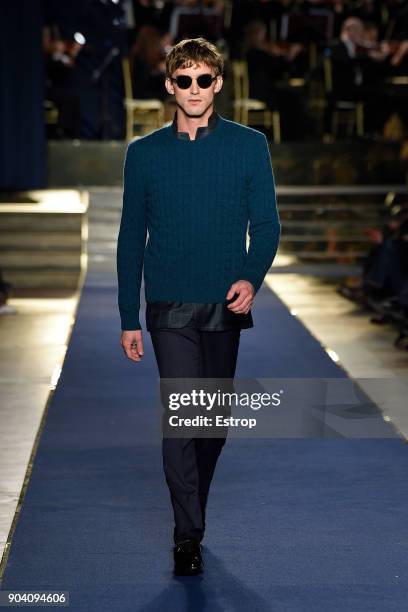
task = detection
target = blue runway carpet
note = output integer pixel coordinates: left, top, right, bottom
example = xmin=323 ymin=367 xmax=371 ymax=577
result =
xmin=1 ymin=271 xmax=408 ymax=611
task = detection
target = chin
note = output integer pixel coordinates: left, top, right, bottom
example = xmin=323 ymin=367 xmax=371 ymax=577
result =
xmin=185 ymin=105 xmax=205 ymax=115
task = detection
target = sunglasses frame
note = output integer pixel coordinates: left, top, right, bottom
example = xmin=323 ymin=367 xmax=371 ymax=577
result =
xmin=170 ymin=73 xmax=218 ymax=89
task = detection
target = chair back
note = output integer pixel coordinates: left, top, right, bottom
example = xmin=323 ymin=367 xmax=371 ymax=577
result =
xmin=323 ymin=54 xmax=332 ymax=94
xmin=122 ymin=57 xmax=134 ymax=100
xmin=232 ymin=60 xmax=250 ymax=100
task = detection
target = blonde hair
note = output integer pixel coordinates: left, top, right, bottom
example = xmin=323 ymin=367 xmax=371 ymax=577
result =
xmin=165 ymin=37 xmax=224 ymax=79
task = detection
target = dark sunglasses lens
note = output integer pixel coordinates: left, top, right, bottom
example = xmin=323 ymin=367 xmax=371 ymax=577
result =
xmin=174 ymin=74 xmax=215 ymax=88
xmin=176 ymin=76 xmax=192 ymax=89
xmin=197 ymin=74 xmax=214 ymax=88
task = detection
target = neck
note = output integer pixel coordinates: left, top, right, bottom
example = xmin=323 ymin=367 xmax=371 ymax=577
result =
xmin=176 ymin=103 xmax=215 ymax=140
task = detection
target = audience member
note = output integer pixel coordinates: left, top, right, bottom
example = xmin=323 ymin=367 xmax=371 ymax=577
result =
xmin=328 ymin=17 xmax=391 ymax=135
xmin=130 ymin=25 xmax=174 ymax=100
xmin=43 ymin=25 xmax=82 ymax=139
xmin=243 ymin=19 xmax=313 ymax=139
xmin=40 ymin=0 xmax=408 ymax=142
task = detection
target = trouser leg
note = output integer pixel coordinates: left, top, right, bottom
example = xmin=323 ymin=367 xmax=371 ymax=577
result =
xmin=150 ymin=327 xmax=241 ymax=544
xmin=150 ymin=328 xmax=204 ymax=544
xmin=195 ymin=329 xmax=241 ymax=530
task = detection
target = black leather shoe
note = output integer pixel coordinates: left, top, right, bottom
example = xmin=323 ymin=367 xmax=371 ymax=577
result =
xmin=173 ymin=539 xmax=204 ymax=576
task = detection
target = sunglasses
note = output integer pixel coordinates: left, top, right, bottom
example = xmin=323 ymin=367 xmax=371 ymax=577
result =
xmin=170 ymin=74 xmax=217 ymax=89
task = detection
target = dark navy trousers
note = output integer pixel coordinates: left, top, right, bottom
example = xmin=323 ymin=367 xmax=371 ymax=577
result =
xmin=150 ymin=327 xmax=241 ymax=545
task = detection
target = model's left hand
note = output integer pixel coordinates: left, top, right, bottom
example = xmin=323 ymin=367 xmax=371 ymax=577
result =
xmin=226 ymin=280 xmax=254 ymax=314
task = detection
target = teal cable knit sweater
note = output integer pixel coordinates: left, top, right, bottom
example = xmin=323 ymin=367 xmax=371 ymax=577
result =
xmin=117 ymin=115 xmax=281 ymax=330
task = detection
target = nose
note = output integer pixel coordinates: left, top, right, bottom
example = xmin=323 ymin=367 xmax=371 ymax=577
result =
xmin=190 ymin=80 xmax=200 ymax=94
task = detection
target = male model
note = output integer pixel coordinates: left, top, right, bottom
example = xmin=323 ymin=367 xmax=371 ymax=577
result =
xmin=117 ymin=37 xmax=280 ymax=576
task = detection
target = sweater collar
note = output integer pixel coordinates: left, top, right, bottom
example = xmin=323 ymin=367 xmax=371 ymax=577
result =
xmin=171 ymin=109 xmax=219 ymax=141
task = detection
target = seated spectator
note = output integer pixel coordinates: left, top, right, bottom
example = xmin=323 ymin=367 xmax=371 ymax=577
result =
xmin=340 ymin=209 xmax=408 ymax=307
xmin=328 ymin=17 xmax=391 ymax=135
xmin=356 ymin=209 xmax=408 ymax=299
xmin=361 ymin=22 xmax=408 ymax=138
xmin=363 ymin=232 xmax=407 ymax=300
xmin=130 ymin=25 xmax=174 ymax=101
xmin=43 ymin=25 xmax=82 ymax=139
xmin=242 ymin=20 xmax=314 ymax=140
xmin=327 ymin=19 xmax=363 ymax=96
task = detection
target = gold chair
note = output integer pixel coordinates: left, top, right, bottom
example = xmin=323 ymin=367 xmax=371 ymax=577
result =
xmin=122 ymin=57 xmax=165 ymax=140
xmin=44 ymin=100 xmax=59 ymax=126
xmin=323 ymin=55 xmax=364 ymax=139
xmin=386 ymin=76 xmax=408 ymax=86
xmin=231 ymin=60 xmax=281 ymax=144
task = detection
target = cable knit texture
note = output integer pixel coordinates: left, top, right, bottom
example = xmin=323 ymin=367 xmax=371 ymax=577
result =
xmin=117 ymin=115 xmax=281 ymax=330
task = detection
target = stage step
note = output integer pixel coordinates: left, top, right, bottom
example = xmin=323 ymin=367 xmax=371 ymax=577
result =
xmin=0 ymin=190 xmax=88 ymax=290
xmin=275 ymin=185 xmax=406 ymax=265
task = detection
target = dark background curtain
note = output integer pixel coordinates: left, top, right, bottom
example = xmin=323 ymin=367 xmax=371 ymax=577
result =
xmin=0 ymin=0 xmax=46 ymax=190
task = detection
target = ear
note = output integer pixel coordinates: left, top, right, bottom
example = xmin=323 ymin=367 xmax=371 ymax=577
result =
xmin=165 ymin=77 xmax=174 ymax=96
xmin=214 ymin=74 xmax=223 ymax=94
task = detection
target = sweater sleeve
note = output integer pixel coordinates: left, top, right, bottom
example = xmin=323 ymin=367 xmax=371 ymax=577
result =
xmin=116 ymin=141 xmax=147 ymax=330
xmin=240 ymin=133 xmax=281 ymax=294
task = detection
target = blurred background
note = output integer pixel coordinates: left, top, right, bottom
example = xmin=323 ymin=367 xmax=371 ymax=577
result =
xmin=2 ymin=0 xmax=408 ymax=177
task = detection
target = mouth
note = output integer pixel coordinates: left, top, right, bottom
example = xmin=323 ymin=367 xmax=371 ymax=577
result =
xmin=188 ymin=100 xmax=201 ymax=103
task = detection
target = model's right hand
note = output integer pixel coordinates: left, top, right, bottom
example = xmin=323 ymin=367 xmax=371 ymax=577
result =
xmin=120 ymin=330 xmax=144 ymax=362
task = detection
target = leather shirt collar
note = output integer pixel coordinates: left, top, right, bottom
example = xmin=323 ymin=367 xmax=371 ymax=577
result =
xmin=171 ymin=109 xmax=219 ymax=140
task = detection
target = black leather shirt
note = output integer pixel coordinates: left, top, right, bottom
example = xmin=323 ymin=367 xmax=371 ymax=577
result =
xmin=145 ymin=108 xmax=254 ymax=332
xmin=146 ymin=299 xmax=254 ymax=331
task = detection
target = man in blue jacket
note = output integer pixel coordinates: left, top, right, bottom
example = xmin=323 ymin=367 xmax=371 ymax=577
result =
xmin=117 ymin=37 xmax=280 ymax=576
